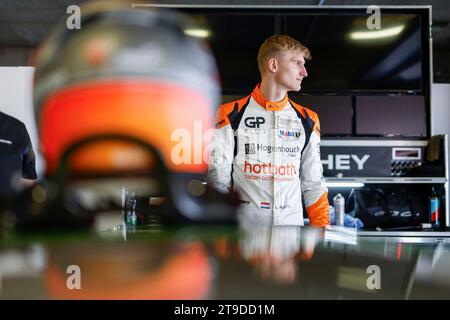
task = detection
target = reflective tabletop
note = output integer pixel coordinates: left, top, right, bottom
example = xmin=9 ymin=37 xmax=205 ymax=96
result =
xmin=1 ymin=223 xmax=450 ymax=299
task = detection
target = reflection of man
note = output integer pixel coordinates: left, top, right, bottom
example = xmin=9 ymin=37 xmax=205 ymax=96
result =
xmin=0 ymin=111 xmax=37 ymax=194
xmin=239 ymin=226 xmax=321 ymax=284
xmin=240 ymin=227 xmax=299 ymax=283
xmin=208 ymin=35 xmax=329 ymax=226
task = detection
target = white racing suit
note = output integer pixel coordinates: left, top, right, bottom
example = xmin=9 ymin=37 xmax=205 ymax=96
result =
xmin=208 ymin=84 xmax=329 ymax=226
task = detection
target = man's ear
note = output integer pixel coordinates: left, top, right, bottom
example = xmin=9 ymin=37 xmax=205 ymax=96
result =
xmin=267 ymin=57 xmax=278 ymax=73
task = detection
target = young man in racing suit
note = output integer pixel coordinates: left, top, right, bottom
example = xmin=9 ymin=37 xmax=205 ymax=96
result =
xmin=208 ymin=35 xmax=329 ymax=226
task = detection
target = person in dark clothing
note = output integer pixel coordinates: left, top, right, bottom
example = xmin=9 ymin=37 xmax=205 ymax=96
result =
xmin=0 ymin=111 xmax=37 ymax=195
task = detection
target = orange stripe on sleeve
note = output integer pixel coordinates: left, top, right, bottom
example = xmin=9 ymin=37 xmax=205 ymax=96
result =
xmin=306 ymin=192 xmax=330 ymax=227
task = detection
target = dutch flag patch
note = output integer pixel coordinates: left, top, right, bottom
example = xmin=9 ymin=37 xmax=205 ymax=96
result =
xmin=260 ymin=202 xmax=271 ymax=210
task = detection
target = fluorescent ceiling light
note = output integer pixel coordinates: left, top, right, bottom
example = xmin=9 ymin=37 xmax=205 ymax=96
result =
xmin=184 ymin=28 xmax=210 ymax=38
xmin=325 ymin=182 xmax=365 ymax=188
xmin=350 ymin=25 xmax=404 ymax=40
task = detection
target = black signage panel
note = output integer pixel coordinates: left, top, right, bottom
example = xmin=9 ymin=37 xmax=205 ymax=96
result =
xmin=321 ymin=146 xmax=392 ymax=177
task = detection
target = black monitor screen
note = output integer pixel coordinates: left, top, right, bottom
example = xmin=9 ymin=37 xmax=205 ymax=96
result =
xmin=180 ymin=8 xmax=429 ymax=95
xmin=290 ymin=95 xmax=353 ymax=136
xmin=187 ymin=13 xmax=275 ymax=94
xmin=287 ymin=13 xmax=424 ymax=93
xmin=356 ymin=96 xmax=427 ymax=137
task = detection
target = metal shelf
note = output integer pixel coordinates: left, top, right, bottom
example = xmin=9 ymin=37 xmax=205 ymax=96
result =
xmin=322 ymin=140 xmax=428 ymax=147
xmin=325 ymin=177 xmax=447 ymax=184
xmin=358 ymin=231 xmax=450 ymax=239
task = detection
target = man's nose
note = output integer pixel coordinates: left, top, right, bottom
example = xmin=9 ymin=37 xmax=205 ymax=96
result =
xmin=300 ymin=66 xmax=308 ymax=78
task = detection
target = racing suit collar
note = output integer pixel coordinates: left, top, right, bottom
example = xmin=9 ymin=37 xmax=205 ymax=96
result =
xmin=251 ymin=83 xmax=288 ymax=111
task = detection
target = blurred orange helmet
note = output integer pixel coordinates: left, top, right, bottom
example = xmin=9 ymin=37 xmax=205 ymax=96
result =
xmin=19 ymin=2 xmax=236 ymax=228
xmin=33 ymin=3 xmax=219 ymax=176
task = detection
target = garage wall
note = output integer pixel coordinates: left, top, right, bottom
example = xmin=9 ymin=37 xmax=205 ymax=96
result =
xmin=431 ymin=83 xmax=450 ymax=173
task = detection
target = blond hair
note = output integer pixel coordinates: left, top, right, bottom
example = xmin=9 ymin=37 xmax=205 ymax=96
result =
xmin=257 ymin=35 xmax=311 ymax=74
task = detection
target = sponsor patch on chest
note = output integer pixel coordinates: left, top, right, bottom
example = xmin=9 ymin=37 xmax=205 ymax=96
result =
xmin=277 ymin=117 xmax=302 ymax=140
xmin=278 ymin=129 xmax=301 ymax=139
xmin=277 ymin=117 xmax=301 ymax=129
